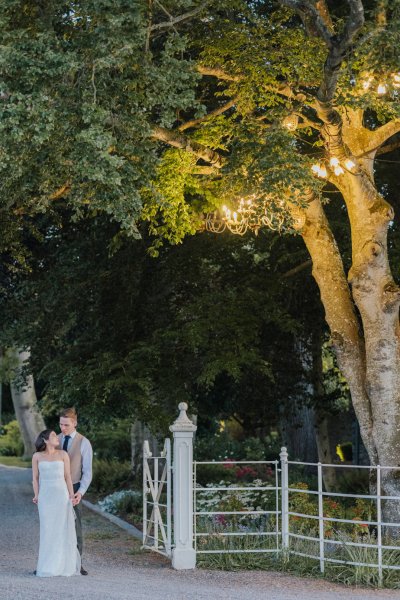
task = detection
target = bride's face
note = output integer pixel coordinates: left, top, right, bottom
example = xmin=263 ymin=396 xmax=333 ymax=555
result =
xmin=45 ymin=431 xmax=59 ymax=449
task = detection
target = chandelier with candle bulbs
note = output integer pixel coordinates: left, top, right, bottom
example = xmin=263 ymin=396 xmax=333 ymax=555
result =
xmin=204 ymin=196 xmax=289 ymax=236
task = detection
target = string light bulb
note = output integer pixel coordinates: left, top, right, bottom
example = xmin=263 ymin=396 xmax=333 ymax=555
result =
xmin=393 ymin=73 xmax=400 ymax=88
xmin=311 ymin=164 xmax=327 ymax=178
xmin=334 ymin=166 xmax=344 ymax=176
xmin=344 ymin=159 xmax=356 ymax=171
xmin=377 ymin=83 xmax=387 ymax=95
xmin=329 ymin=157 xmax=340 ymax=168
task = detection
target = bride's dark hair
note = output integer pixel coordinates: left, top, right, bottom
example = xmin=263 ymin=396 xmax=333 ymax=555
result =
xmin=35 ymin=429 xmax=53 ymax=453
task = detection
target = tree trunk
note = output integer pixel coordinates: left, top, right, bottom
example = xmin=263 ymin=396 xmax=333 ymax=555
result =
xmin=8 ymin=348 xmax=46 ymax=459
xmin=280 ymin=401 xmax=318 ymax=463
xmin=299 ymin=133 xmax=400 ymax=525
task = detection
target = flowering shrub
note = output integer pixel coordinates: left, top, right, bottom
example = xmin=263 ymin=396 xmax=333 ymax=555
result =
xmin=288 ymin=482 xmax=376 ymax=539
xmin=196 ymin=478 xmax=277 ymax=534
xmin=98 ymin=490 xmax=142 ymax=516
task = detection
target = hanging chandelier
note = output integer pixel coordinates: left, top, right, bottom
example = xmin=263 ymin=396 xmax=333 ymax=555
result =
xmin=204 ymin=197 xmax=288 ymax=236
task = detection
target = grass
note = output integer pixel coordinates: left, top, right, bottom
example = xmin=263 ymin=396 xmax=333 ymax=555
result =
xmin=195 ymin=519 xmax=400 ymax=589
xmin=0 ymin=456 xmax=31 ymax=468
xmin=196 ymin=518 xmax=281 ymax=570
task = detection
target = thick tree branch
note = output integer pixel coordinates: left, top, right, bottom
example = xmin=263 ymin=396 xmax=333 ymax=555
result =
xmin=282 ymin=259 xmax=312 ymax=278
xmin=279 ymin=0 xmax=332 ymax=46
xmin=151 ymin=125 xmax=224 ymax=167
xmin=50 ymin=183 xmax=71 ymax=200
xmin=363 ymin=119 xmax=400 ymax=156
xmin=376 ymin=139 xmax=400 ymax=156
xmin=315 ymin=1 xmax=333 ymax=31
xmin=196 ymin=65 xmax=240 ymax=82
xmin=178 ymin=98 xmax=237 ymax=131
xmin=317 ymin=0 xmax=364 ymax=110
xmin=150 ymin=2 xmax=208 ymax=32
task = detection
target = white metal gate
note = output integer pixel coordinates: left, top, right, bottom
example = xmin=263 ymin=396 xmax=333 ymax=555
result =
xmin=142 ymin=438 xmax=172 ymax=557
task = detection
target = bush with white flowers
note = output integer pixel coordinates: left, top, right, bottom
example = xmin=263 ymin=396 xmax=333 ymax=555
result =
xmin=98 ymin=490 xmax=142 ymax=515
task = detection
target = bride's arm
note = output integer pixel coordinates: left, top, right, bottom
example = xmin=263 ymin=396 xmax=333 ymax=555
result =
xmin=32 ymin=454 xmax=39 ymax=503
xmin=62 ymin=452 xmax=75 ymax=502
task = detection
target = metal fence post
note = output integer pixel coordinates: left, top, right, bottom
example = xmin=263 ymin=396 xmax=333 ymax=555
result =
xmin=170 ymin=402 xmax=197 ymax=569
xmin=317 ymin=462 xmax=325 ymax=574
xmin=280 ymin=447 xmax=289 ymax=550
xmin=377 ymin=465 xmax=382 ymax=586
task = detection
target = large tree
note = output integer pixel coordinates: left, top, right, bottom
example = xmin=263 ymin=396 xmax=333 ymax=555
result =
xmin=1 ymin=0 xmax=400 ymax=506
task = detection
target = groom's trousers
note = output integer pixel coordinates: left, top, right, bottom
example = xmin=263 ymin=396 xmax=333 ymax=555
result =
xmin=73 ymin=482 xmax=83 ymax=556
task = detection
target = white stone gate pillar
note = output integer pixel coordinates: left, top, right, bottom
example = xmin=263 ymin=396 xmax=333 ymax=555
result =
xmin=170 ymin=402 xmax=197 ymax=569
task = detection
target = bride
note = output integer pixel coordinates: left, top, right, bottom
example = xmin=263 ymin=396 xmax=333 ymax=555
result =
xmin=32 ymin=429 xmax=81 ymax=577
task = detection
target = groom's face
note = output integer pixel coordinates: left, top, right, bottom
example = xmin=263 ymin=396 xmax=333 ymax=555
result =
xmin=59 ymin=417 xmax=77 ymax=436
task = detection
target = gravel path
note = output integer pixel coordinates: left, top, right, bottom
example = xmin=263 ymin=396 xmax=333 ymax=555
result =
xmin=2 ymin=464 xmax=400 ymax=600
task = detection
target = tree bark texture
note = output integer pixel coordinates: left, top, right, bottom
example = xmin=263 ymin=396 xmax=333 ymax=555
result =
xmin=299 ymin=108 xmax=400 ymax=524
xmin=8 ymin=348 xmax=46 ymax=459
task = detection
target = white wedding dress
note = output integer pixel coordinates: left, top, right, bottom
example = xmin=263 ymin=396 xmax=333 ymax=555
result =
xmin=36 ymin=461 xmax=81 ymax=577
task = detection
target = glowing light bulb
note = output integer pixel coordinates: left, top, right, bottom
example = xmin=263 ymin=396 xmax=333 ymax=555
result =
xmin=311 ymin=164 xmax=327 ymax=178
xmin=344 ymin=159 xmax=356 ymax=171
xmin=377 ymin=83 xmax=387 ymax=95
xmin=393 ymin=73 xmax=400 ymax=88
xmin=334 ymin=166 xmax=344 ymax=176
xmin=233 ymin=212 xmax=238 ymax=222
xmin=330 ymin=157 xmax=340 ymax=167
xmin=362 ymin=79 xmax=371 ymax=90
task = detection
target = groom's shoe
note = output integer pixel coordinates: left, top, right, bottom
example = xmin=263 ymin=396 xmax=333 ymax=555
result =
xmin=33 ymin=570 xmax=36 ymax=575
xmin=80 ymin=566 xmax=88 ymax=575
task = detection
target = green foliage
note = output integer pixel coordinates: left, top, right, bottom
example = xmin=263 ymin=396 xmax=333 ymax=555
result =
xmin=1 ymin=0 xmax=399 ymax=250
xmin=91 ymin=459 xmax=133 ymax=493
xmin=0 ymin=420 xmax=24 ymax=456
xmin=82 ymin=419 xmax=131 ymax=462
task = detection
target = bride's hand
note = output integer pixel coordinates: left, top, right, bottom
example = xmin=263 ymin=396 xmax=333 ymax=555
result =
xmin=32 ymin=496 xmax=38 ymax=504
xmin=70 ymin=495 xmax=77 ymax=506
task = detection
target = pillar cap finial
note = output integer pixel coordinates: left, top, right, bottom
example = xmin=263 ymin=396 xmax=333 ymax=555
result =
xmin=170 ymin=402 xmax=197 ymax=433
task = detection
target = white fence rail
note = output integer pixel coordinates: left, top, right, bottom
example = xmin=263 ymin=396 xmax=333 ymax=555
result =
xmin=194 ymin=459 xmax=281 ymax=555
xmin=142 ymin=403 xmax=400 ymax=582
xmin=281 ymin=455 xmax=400 ymax=584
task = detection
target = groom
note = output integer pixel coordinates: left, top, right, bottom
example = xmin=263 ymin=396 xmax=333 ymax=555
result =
xmin=58 ymin=407 xmax=93 ymax=576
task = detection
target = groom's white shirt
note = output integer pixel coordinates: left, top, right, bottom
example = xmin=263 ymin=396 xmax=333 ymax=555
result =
xmin=61 ymin=431 xmax=93 ymax=496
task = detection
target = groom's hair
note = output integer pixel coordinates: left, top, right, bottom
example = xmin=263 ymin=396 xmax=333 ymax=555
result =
xmin=59 ymin=407 xmax=77 ymax=420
